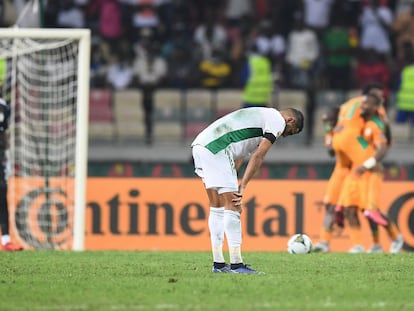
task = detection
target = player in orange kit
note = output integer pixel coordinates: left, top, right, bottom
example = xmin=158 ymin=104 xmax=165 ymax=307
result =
xmin=312 ymin=106 xmax=349 ymax=252
xmin=356 ymin=96 xmax=404 ymax=253
xmin=313 ymin=83 xmax=386 ymax=253
xmin=333 ymin=92 xmax=385 ymax=253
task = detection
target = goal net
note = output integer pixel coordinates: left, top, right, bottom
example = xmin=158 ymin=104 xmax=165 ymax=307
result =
xmin=0 ymin=28 xmax=90 ymax=250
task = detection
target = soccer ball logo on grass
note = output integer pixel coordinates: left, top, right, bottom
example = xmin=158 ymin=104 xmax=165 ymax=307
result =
xmin=287 ymin=233 xmax=312 ymax=254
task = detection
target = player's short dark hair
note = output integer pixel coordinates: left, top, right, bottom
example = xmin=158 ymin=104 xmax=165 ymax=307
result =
xmin=362 ymin=82 xmax=384 ymax=95
xmin=291 ymin=108 xmax=304 ymax=133
xmin=366 ymin=93 xmax=382 ymax=105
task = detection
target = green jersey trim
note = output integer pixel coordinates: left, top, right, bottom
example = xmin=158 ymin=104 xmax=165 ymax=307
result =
xmin=371 ymin=115 xmax=385 ymax=131
xmin=205 ymin=128 xmax=264 ymax=154
xmin=357 ymin=136 xmax=369 ymax=149
xmin=346 ymin=101 xmax=361 ymax=120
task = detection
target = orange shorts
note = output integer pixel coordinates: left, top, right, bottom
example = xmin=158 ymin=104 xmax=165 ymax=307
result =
xmin=333 ymin=132 xmax=375 ymax=209
xmin=337 ymin=171 xmax=370 ymax=209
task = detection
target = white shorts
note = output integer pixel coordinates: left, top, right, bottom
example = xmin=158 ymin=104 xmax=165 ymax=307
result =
xmin=192 ymin=145 xmax=238 ymax=194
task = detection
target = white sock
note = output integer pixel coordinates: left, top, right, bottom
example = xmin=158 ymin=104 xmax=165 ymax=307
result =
xmin=1 ymin=234 xmax=10 ymax=245
xmin=224 ymin=210 xmax=243 ymax=264
xmin=208 ymin=207 xmax=225 ymax=263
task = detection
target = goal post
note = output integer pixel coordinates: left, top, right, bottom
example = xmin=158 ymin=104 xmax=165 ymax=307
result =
xmin=0 ymin=28 xmax=90 ymax=251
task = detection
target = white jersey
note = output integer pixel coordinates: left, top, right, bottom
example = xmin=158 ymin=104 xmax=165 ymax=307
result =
xmin=191 ymin=107 xmax=286 ymax=159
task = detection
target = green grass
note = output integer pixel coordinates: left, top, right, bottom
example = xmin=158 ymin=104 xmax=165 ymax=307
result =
xmin=0 ymin=251 xmax=413 ymax=311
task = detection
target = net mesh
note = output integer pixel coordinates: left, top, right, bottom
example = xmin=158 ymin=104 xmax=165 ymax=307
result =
xmin=0 ymin=37 xmax=79 ymax=249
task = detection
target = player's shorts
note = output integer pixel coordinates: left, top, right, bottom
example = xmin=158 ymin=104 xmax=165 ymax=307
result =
xmin=192 ymin=144 xmax=238 ymax=194
xmin=337 ymin=172 xmax=369 ymax=209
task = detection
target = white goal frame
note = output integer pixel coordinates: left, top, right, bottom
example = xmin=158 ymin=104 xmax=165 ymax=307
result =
xmin=0 ymin=28 xmax=90 ymax=251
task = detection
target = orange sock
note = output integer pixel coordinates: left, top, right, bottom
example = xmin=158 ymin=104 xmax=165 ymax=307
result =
xmin=350 ymin=227 xmax=362 ymax=246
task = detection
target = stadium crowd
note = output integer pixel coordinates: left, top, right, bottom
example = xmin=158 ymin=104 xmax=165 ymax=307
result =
xmin=1 ymin=0 xmax=413 ymax=142
xmin=17 ymin=0 xmax=410 ymax=94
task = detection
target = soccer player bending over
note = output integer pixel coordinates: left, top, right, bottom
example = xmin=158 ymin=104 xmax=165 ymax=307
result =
xmin=191 ymin=107 xmax=304 ymax=274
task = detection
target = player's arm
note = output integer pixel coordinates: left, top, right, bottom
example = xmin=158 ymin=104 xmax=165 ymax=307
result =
xmin=356 ymin=123 xmax=388 ymax=175
xmin=234 ymin=158 xmax=245 ymax=172
xmin=234 ymin=136 xmax=273 ymax=205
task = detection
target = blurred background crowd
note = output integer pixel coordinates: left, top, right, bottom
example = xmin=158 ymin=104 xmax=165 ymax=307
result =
xmin=17 ymin=0 xmax=412 ymax=94
xmin=1 ymin=0 xmax=414 ymax=145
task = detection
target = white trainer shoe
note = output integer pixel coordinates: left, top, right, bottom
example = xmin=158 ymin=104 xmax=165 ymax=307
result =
xmin=390 ymin=234 xmax=404 ymax=254
xmin=367 ymin=244 xmax=383 ymax=253
xmin=312 ymin=241 xmax=330 ymax=253
xmin=348 ymin=245 xmax=365 ymax=253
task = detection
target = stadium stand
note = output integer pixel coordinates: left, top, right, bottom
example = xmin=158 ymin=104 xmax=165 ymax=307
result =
xmin=215 ymin=89 xmax=242 ymax=118
xmin=153 ymin=89 xmax=183 ymax=142
xmin=88 ymin=89 xmax=115 ymax=141
xmin=113 ymin=89 xmax=144 ymax=141
xmin=184 ymin=89 xmax=212 ymax=140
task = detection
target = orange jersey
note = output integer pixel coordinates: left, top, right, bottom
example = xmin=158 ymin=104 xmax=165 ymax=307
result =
xmin=362 ymin=116 xmax=387 ymax=148
xmin=336 ymin=96 xmax=387 ymax=134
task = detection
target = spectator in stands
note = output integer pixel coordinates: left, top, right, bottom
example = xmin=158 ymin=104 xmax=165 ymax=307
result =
xmin=241 ymin=44 xmax=273 ymax=108
xmin=393 ymin=2 xmax=414 ymax=61
xmin=166 ymin=46 xmax=195 ymax=89
xmin=322 ymin=10 xmax=354 ymax=90
xmin=254 ymin=19 xmax=286 ymax=71
xmin=127 ymin=0 xmax=160 ymax=44
xmin=157 ymin=0 xmax=192 ymax=41
xmin=285 ymin=12 xmax=319 ymax=89
xmin=191 ymin=0 xmax=223 ymax=25
xmin=355 ymin=49 xmax=391 ymax=107
xmin=301 ymin=0 xmax=335 ymax=37
xmin=193 ymin=15 xmax=228 ymax=60
xmin=267 ymin=0 xmax=299 ymax=38
xmin=395 ymin=0 xmax=414 ymax=14
xmin=88 ymin=0 xmax=126 ymax=57
xmin=105 ymin=50 xmax=134 ymax=91
xmin=395 ymin=43 xmax=414 ymax=125
xmin=133 ymin=42 xmax=167 ymax=145
xmin=55 ymin=0 xmax=85 ymax=28
xmin=227 ymin=15 xmax=255 ymax=87
xmin=197 ymin=48 xmax=232 ymax=90
xmin=359 ymin=0 xmax=393 ymax=57
xmin=225 ymin=0 xmax=253 ymax=28
xmin=161 ymin=21 xmax=192 ymax=62
xmin=90 ymin=38 xmax=108 ymax=88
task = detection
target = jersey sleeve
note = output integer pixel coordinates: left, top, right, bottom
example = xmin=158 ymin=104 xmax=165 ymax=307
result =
xmin=365 ymin=120 xmax=387 ymax=146
xmin=263 ymin=109 xmax=285 ymax=142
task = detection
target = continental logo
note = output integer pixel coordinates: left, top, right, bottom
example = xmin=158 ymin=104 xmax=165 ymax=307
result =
xmin=14 ymin=187 xmax=73 ymax=249
xmin=10 ymin=178 xmax=414 ymax=252
xmin=388 ymin=192 xmax=414 ymax=251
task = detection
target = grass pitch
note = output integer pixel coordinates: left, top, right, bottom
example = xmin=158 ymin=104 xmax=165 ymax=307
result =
xmin=0 ymin=251 xmax=413 ymax=311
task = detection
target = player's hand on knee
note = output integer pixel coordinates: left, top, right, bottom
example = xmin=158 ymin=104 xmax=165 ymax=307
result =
xmin=232 ymin=192 xmax=243 ymax=212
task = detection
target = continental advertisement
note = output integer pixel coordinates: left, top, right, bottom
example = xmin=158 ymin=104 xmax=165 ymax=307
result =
xmin=9 ymin=178 xmax=414 ymax=252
